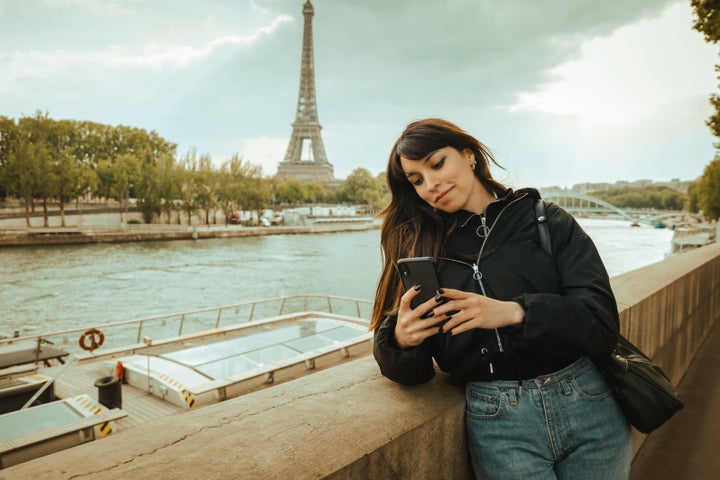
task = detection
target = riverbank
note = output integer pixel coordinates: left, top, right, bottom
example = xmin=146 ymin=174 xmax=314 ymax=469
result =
xmin=0 ymin=221 xmax=380 ymax=248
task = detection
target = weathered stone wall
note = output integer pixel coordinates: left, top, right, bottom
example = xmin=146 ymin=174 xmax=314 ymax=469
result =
xmin=3 ymin=243 xmax=719 ymax=479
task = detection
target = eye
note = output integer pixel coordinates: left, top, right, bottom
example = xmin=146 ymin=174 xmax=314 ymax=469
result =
xmin=411 ymin=176 xmax=423 ymax=186
xmin=432 ymin=158 xmax=445 ymax=170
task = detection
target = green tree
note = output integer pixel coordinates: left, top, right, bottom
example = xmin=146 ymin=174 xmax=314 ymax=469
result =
xmin=135 ymin=153 xmax=160 ymax=224
xmin=111 ymin=153 xmax=139 ymax=223
xmin=374 ymin=172 xmax=390 ymax=209
xmin=697 ymin=157 xmax=720 ymax=219
xmin=6 ymin=140 xmax=40 ymax=226
xmin=687 ymin=181 xmax=699 ymax=212
xmin=135 ymin=130 xmax=178 ymax=224
xmin=47 ymin=120 xmax=84 ymax=227
xmin=0 ymin=116 xmax=18 ymax=199
xmin=693 ymin=0 xmax=720 ymax=143
xmin=157 ymin=154 xmax=181 ymax=224
xmin=275 ymin=179 xmax=307 ymax=205
xmin=337 ymin=168 xmax=383 ymax=206
xmin=20 ymin=113 xmax=58 ymax=227
xmin=236 ymin=159 xmax=270 ymax=224
xmin=302 ymin=183 xmax=326 ymax=203
xmin=693 ymin=0 xmax=720 ymax=42
xmin=692 ymin=1 xmax=720 ymax=217
xmin=589 ymin=186 xmax=688 ymax=210
xmin=195 ymin=154 xmax=217 ymax=225
xmin=178 ymin=148 xmax=201 ymax=225
xmin=217 ymin=156 xmax=242 ymax=224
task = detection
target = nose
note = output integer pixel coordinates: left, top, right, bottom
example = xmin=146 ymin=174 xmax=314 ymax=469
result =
xmin=424 ymin=171 xmax=441 ymax=193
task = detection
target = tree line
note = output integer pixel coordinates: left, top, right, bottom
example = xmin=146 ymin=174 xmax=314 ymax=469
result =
xmin=0 ymin=112 xmax=389 ymax=227
xmin=0 ymin=110 xmax=712 ymax=227
xmin=588 ymin=186 xmax=688 ymax=211
xmin=692 ymin=0 xmax=720 ymax=220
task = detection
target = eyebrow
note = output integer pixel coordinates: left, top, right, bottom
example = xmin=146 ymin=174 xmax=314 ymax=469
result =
xmin=403 ymin=150 xmax=440 ymax=178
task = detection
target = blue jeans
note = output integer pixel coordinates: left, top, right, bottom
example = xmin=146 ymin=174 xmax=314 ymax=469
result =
xmin=465 ymin=357 xmax=632 ymax=480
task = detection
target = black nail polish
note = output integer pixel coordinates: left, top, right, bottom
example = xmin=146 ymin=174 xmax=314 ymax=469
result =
xmin=414 ymin=284 xmax=422 ymax=291
xmin=435 ymin=295 xmax=444 ymax=302
xmin=437 ymin=288 xmax=445 ymax=294
xmin=420 ymin=309 xmax=434 ymax=319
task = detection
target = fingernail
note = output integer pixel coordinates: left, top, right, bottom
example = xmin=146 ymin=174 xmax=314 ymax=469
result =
xmin=435 ymin=295 xmax=444 ymax=302
xmin=437 ymin=288 xmax=445 ymax=294
xmin=413 ymin=284 xmax=422 ymax=291
xmin=420 ymin=309 xmax=434 ymax=319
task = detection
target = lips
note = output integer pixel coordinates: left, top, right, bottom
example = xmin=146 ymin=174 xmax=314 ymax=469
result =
xmin=434 ymin=187 xmax=453 ymax=204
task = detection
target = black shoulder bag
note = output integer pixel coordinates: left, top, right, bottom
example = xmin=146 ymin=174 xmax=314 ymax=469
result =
xmin=534 ymin=199 xmax=684 ymax=434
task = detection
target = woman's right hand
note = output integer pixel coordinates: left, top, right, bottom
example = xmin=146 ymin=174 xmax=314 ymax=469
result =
xmin=394 ymin=285 xmax=446 ymax=349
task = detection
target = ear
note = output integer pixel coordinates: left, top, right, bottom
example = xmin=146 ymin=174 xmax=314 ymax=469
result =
xmin=463 ymin=148 xmax=474 ymax=165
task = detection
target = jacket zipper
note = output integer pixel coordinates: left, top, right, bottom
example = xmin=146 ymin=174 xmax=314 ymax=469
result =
xmin=439 ymin=256 xmax=504 ymax=357
xmin=439 ymin=193 xmax=529 ymax=370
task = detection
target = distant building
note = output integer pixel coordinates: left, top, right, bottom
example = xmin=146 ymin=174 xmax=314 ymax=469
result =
xmin=571 ymin=179 xmax=693 ymax=194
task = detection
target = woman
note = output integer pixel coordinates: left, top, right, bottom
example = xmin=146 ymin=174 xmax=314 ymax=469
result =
xmin=371 ymin=118 xmax=632 ymax=479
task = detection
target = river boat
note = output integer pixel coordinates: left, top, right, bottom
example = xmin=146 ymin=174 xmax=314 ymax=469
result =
xmin=671 ymin=222 xmax=717 ymax=253
xmin=0 ymin=295 xmax=372 ymax=469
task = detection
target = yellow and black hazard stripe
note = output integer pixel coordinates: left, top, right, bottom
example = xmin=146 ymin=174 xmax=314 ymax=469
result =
xmin=96 ymin=420 xmax=113 ymax=436
xmin=182 ymin=389 xmax=196 ymax=408
xmin=155 ymin=372 xmax=197 ymax=408
xmin=74 ymin=395 xmax=113 ymax=436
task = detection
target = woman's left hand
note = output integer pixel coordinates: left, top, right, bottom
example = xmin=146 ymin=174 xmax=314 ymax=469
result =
xmin=435 ymin=288 xmax=525 ymax=335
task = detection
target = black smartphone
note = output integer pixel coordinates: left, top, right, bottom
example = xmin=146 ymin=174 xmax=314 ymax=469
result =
xmin=397 ymin=257 xmax=442 ymax=310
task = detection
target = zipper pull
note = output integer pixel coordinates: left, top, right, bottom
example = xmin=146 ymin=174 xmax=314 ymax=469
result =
xmin=494 ymin=328 xmax=504 ymax=353
xmin=476 ymin=216 xmax=489 ymax=237
xmin=472 ymin=263 xmax=481 ymax=281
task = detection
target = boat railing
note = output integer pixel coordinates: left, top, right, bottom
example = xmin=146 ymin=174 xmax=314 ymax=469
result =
xmin=0 ymin=294 xmax=372 ymax=359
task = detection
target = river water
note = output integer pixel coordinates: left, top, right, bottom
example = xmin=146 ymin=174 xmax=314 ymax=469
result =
xmin=0 ymin=218 xmax=673 ymax=336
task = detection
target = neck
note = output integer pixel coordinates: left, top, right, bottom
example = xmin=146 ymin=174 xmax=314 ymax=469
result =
xmin=466 ymin=183 xmax=496 ymax=214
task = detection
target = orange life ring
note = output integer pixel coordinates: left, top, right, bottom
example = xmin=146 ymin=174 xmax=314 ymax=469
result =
xmin=79 ymin=328 xmax=105 ymax=351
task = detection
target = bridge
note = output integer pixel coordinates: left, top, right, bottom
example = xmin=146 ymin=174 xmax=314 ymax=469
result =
xmin=539 ymin=189 xmax=702 ymax=226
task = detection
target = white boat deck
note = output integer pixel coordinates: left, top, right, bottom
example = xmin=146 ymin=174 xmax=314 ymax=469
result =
xmin=45 ymin=360 xmax=183 ymax=430
xmin=2 ymin=295 xmax=373 ymax=436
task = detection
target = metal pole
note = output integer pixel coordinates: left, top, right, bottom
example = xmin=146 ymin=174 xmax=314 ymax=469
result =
xmin=21 ymin=354 xmax=77 ymax=410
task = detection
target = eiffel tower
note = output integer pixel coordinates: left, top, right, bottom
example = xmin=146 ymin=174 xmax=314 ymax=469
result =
xmin=277 ymin=0 xmax=335 ymax=184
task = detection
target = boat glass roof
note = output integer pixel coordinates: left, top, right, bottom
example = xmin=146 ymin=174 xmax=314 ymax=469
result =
xmin=160 ymin=319 xmax=365 ymax=381
xmin=0 ymin=401 xmax=81 ymax=441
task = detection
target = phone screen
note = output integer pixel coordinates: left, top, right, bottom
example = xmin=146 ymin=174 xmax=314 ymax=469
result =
xmin=397 ymin=257 xmax=441 ymax=309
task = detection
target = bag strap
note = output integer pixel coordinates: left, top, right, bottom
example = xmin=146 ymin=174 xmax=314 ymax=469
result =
xmin=534 ymin=199 xmax=552 ymax=257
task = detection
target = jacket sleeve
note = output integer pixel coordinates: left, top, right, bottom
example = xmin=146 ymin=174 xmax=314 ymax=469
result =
xmin=512 ymin=203 xmax=619 ymax=358
xmin=373 ymin=313 xmax=436 ymax=385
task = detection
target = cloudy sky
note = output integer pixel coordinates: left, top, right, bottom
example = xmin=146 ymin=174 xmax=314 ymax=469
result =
xmin=1 ymin=0 xmax=718 ymax=188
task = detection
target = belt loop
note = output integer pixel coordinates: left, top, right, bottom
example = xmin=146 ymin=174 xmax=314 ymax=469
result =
xmin=560 ymin=378 xmax=572 ymax=396
xmin=509 ymin=388 xmax=518 ymax=406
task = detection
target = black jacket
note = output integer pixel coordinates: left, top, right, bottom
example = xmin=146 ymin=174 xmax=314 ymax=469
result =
xmin=373 ymin=188 xmax=619 ymax=385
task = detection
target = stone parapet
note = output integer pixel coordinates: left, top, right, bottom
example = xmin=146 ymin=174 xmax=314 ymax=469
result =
xmin=3 ymin=243 xmax=719 ymax=479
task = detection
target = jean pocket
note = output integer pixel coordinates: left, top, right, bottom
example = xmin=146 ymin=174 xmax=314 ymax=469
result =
xmin=465 ymin=385 xmax=501 ymax=419
xmin=570 ymin=365 xmax=613 ymax=400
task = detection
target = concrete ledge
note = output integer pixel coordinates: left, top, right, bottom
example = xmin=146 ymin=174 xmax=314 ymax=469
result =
xmin=0 ymin=358 xmax=470 ymax=480
xmin=4 ymin=243 xmax=719 ymax=479
xmin=0 ymin=223 xmax=380 ymax=247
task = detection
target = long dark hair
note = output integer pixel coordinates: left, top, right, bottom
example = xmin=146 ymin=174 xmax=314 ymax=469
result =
xmin=369 ymin=118 xmax=507 ymax=330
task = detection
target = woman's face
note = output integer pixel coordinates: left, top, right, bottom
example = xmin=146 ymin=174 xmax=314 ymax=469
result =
xmin=400 ymin=146 xmax=481 ymax=213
